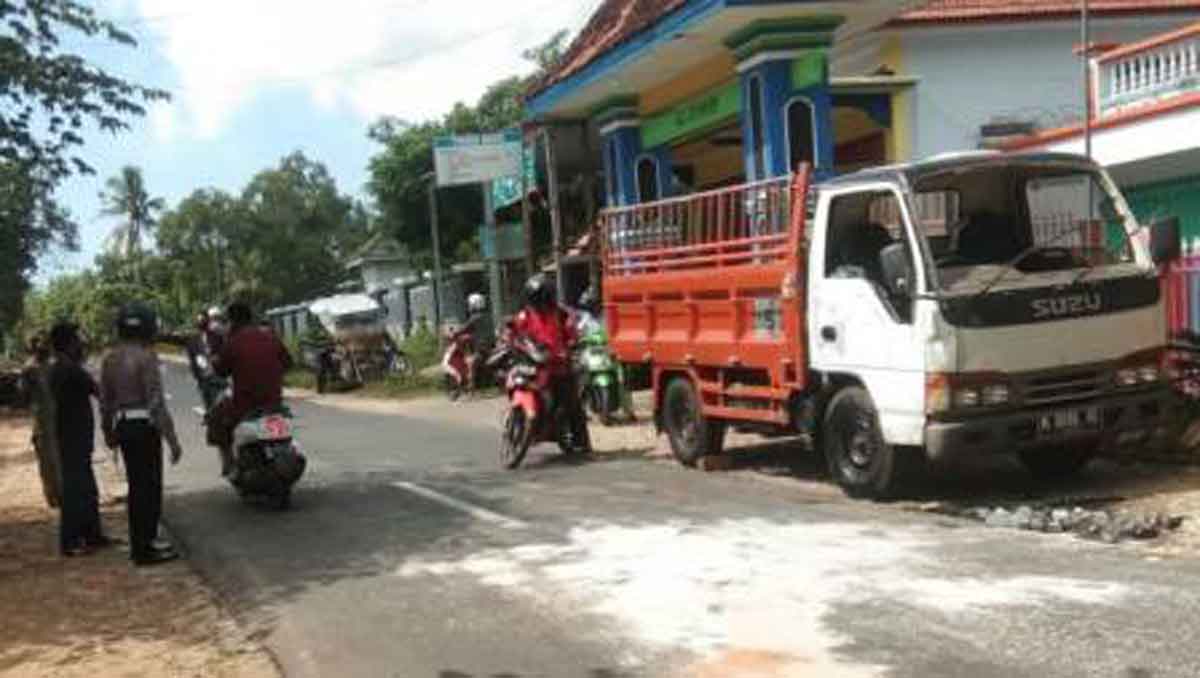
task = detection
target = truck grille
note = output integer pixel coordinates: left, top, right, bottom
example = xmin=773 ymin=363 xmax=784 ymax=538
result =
xmin=1020 ymin=368 xmax=1111 ymax=406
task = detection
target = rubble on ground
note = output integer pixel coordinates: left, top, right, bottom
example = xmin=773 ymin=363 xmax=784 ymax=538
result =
xmin=956 ymin=505 xmax=1184 ymax=544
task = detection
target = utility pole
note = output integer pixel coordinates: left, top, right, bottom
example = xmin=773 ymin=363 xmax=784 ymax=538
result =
xmin=427 ymin=179 xmax=443 ymax=339
xmin=520 ymin=132 xmax=535 ymax=280
xmin=542 ymin=126 xmax=565 ymax=303
xmin=1082 ymin=0 xmax=1093 ymax=158
xmin=483 ymin=181 xmax=504 ymax=333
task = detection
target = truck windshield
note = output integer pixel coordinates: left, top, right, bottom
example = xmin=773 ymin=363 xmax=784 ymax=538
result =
xmin=904 ymin=165 xmax=1138 ymax=293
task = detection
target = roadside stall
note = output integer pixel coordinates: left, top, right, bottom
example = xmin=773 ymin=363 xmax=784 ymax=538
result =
xmin=305 ymin=294 xmax=411 ymax=392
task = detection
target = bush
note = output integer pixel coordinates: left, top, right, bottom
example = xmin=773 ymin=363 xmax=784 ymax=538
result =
xmin=401 ymin=326 xmax=440 ymax=370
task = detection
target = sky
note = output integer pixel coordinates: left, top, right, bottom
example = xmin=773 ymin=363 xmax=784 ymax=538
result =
xmin=42 ymin=0 xmax=600 ymax=279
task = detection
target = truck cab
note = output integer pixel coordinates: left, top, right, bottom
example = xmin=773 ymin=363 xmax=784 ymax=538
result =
xmin=601 ymin=152 xmax=1180 ymax=499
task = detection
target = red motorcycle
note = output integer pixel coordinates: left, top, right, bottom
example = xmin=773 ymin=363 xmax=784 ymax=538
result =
xmin=487 ymin=332 xmax=591 ymax=470
xmin=441 ymin=325 xmax=475 ymax=401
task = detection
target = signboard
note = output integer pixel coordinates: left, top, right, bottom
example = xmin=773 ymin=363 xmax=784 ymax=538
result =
xmin=641 ymin=82 xmax=741 ymax=149
xmin=791 ymin=51 xmax=827 ymax=91
xmin=491 ymin=143 xmax=536 ymax=209
xmin=433 ymin=130 xmax=522 ymax=187
xmin=480 ymin=222 xmax=527 ymax=261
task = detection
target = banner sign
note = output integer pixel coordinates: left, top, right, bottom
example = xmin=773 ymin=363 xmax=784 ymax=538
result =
xmin=433 ymin=130 xmax=522 ymax=187
xmin=641 ymin=81 xmax=741 ymax=149
xmin=491 ymin=143 xmax=536 ymax=209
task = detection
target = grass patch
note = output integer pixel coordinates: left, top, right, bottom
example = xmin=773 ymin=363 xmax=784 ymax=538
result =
xmin=360 ymin=373 xmax=441 ymax=400
xmin=284 ymin=369 xmax=316 ymax=390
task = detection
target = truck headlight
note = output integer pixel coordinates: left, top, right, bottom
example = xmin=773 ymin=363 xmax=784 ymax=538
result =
xmin=1116 ymin=364 xmax=1160 ymax=387
xmin=927 ymin=373 xmax=1012 ymax=414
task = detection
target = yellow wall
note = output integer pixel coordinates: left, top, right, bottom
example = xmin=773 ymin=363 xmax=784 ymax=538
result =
xmin=639 ymin=53 xmax=738 ymax=117
xmin=880 ymin=35 xmax=912 ymax=162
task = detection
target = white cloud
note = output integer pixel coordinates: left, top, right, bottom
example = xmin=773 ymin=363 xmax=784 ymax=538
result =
xmin=135 ymin=0 xmax=598 ymax=138
xmin=148 ymin=100 xmax=177 ymax=142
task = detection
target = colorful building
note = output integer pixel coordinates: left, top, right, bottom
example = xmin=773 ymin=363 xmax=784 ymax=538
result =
xmin=526 ymin=0 xmax=1200 ymax=207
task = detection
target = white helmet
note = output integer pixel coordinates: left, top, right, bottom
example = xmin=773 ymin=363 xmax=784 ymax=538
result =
xmin=467 ymin=293 xmax=486 ymax=313
xmin=207 ymin=306 xmax=225 ymax=320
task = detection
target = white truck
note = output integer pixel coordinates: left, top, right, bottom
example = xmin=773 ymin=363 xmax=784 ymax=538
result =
xmin=602 ymin=152 xmax=1181 ymax=499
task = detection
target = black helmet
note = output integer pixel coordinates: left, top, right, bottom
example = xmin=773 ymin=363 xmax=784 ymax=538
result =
xmin=524 ymin=274 xmax=555 ymax=309
xmin=116 ymin=302 xmax=158 ymax=341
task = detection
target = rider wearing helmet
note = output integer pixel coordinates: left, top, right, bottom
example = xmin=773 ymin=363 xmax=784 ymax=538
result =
xmin=209 ymin=301 xmax=293 ymax=476
xmin=509 ymin=274 xmax=590 ymax=454
xmin=455 ymin=293 xmax=490 ymax=391
xmin=100 ymin=303 xmax=183 ymax=565
xmin=204 ymin=306 xmax=227 ymax=356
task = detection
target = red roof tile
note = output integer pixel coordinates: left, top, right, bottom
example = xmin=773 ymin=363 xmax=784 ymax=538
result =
xmin=529 ymin=0 xmax=1200 ymax=100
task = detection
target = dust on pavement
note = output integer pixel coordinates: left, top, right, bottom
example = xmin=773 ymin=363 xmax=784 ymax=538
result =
xmin=0 ymin=413 xmax=278 ymax=678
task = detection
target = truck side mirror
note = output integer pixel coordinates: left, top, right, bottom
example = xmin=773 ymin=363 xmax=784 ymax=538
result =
xmin=879 ymin=243 xmax=914 ymax=297
xmin=1150 ymin=216 xmax=1182 ymax=265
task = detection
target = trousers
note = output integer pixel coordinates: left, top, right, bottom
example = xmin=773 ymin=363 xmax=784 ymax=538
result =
xmin=59 ymin=442 xmax=101 ymax=552
xmin=116 ymin=420 xmax=163 ymax=560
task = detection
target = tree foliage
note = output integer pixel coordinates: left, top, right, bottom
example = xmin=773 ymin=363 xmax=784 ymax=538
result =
xmin=0 ymin=0 xmax=168 ymax=330
xmin=366 ymin=30 xmax=567 ymax=265
xmin=100 ymin=165 xmax=165 ymax=282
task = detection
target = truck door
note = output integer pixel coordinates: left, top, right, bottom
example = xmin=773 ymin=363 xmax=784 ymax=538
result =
xmin=809 ymin=185 xmax=926 ymax=446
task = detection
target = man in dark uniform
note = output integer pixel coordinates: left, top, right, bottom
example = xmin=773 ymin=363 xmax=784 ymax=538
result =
xmin=100 ymin=303 xmax=184 ymax=566
xmin=49 ymin=322 xmax=110 ymax=557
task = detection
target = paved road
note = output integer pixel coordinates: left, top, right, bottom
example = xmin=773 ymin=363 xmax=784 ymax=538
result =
xmin=161 ymin=365 xmax=1200 ymax=678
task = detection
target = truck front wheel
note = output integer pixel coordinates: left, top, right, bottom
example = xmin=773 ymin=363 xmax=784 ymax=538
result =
xmin=822 ymin=386 xmax=918 ymax=500
xmin=664 ymin=377 xmax=725 ymax=467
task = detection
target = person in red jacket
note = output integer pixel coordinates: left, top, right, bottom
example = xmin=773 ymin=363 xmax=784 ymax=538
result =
xmin=209 ymin=301 xmax=292 ymax=476
xmin=509 ymin=274 xmax=590 ymax=455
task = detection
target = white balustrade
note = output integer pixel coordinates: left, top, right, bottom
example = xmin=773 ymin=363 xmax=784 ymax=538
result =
xmin=1099 ymin=30 xmax=1200 ymax=117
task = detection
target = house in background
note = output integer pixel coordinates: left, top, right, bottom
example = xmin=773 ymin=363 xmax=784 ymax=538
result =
xmin=525 ymin=0 xmax=1200 ymax=207
xmin=1005 ymin=20 xmax=1200 ymax=249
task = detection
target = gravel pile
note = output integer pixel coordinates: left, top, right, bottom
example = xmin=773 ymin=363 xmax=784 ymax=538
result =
xmin=960 ymin=505 xmax=1184 ymax=544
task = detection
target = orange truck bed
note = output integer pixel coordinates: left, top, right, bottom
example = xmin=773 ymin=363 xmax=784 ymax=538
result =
xmin=599 ymin=167 xmax=812 ymax=426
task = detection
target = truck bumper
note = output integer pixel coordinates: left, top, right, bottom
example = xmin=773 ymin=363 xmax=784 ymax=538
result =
xmin=924 ymin=389 xmax=1174 ymax=463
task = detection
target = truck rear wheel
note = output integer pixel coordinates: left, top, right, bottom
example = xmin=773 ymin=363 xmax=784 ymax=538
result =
xmin=822 ymin=386 xmax=918 ymax=500
xmin=664 ymin=377 xmax=725 ymax=467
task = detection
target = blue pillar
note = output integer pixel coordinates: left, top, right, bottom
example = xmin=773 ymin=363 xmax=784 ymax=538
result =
xmin=725 ymin=17 xmax=843 ymax=181
xmin=600 ymin=122 xmax=640 ymax=206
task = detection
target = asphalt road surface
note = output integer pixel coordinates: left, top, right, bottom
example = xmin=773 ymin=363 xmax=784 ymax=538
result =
xmin=160 ymin=364 xmax=1200 ymax=678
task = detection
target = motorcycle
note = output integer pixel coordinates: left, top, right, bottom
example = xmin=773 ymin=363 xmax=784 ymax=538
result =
xmin=487 ymin=333 xmax=591 ymax=470
xmin=204 ymin=385 xmax=307 ymax=510
xmin=442 ymin=325 xmax=479 ymax=400
xmin=191 ymin=353 xmax=228 ymax=416
xmin=574 ymin=312 xmax=623 ymax=426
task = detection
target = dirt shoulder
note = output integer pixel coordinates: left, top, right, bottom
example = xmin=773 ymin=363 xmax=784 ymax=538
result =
xmin=0 ymin=412 xmax=278 ymax=678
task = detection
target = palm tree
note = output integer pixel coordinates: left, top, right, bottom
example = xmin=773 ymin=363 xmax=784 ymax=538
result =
xmin=100 ymin=166 xmax=165 ymax=284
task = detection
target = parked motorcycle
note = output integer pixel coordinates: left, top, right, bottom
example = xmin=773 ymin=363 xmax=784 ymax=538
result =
xmin=487 ymin=333 xmax=591 ymax=470
xmin=574 ymin=312 xmax=622 ymax=426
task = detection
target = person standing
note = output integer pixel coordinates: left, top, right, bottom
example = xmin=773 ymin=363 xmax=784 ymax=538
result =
xmin=49 ymin=322 xmax=109 ymax=557
xmin=100 ymin=303 xmax=184 ymax=567
xmin=23 ymin=334 xmax=61 ymax=509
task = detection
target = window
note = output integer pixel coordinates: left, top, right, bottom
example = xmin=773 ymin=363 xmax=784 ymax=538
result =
xmin=636 ymin=156 xmax=660 ymax=203
xmin=826 ymin=190 xmax=915 ymax=322
xmin=786 ymin=99 xmax=815 ymax=172
xmin=748 ymin=76 xmax=765 ymax=180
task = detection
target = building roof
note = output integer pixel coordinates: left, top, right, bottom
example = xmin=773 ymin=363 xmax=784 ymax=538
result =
xmin=529 ymin=0 xmax=1200 ymax=99
xmin=889 ymin=0 xmax=1200 ymax=26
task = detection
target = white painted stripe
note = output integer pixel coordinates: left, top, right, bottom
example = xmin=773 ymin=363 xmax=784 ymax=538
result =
xmin=391 ymin=481 xmax=527 ymax=530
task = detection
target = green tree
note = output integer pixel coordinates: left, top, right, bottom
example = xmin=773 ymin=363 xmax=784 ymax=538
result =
xmin=365 ymin=30 xmax=569 ymax=266
xmin=0 ymin=0 xmax=168 ymax=329
xmin=100 ymin=165 xmax=165 ymax=283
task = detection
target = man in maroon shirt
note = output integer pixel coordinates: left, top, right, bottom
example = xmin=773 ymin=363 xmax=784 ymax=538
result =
xmin=209 ymin=302 xmax=292 ymax=476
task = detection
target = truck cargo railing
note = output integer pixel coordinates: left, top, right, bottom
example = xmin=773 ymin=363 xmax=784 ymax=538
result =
xmin=1164 ymin=254 xmax=1200 ymax=343
xmin=599 ymin=175 xmax=797 ymax=275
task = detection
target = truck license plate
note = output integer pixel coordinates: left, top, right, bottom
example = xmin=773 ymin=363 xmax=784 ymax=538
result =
xmin=1038 ymin=406 xmax=1100 ymax=437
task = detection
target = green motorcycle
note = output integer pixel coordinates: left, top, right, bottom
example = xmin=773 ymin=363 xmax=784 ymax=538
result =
xmin=575 ymin=312 xmax=632 ymax=427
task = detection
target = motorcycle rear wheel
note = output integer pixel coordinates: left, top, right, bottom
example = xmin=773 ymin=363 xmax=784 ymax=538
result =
xmin=444 ymin=374 xmax=462 ymax=401
xmin=501 ymin=407 xmax=532 ymax=470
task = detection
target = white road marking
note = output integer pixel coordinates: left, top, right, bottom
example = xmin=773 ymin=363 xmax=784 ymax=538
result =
xmin=390 ymin=481 xmax=527 ymax=530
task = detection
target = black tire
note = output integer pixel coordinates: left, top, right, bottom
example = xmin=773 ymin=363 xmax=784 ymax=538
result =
xmin=663 ymin=377 xmax=725 ymax=467
xmin=391 ymin=353 xmax=414 ymax=378
xmin=501 ymin=407 xmax=532 ymax=470
xmin=1019 ymin=445 xmax=1096 ymax=481
xmin=598 ymin=386 xmax=616 ymax=427
xmin=821 ymin=386 xmax=921 ymax=500
xmin=273 ymin=488 xmax=292 ymax=511
xmin=558 ymin=410 xmax=593 ymax=457
xmin=444 ymin=374 xmax=462 ymax=402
